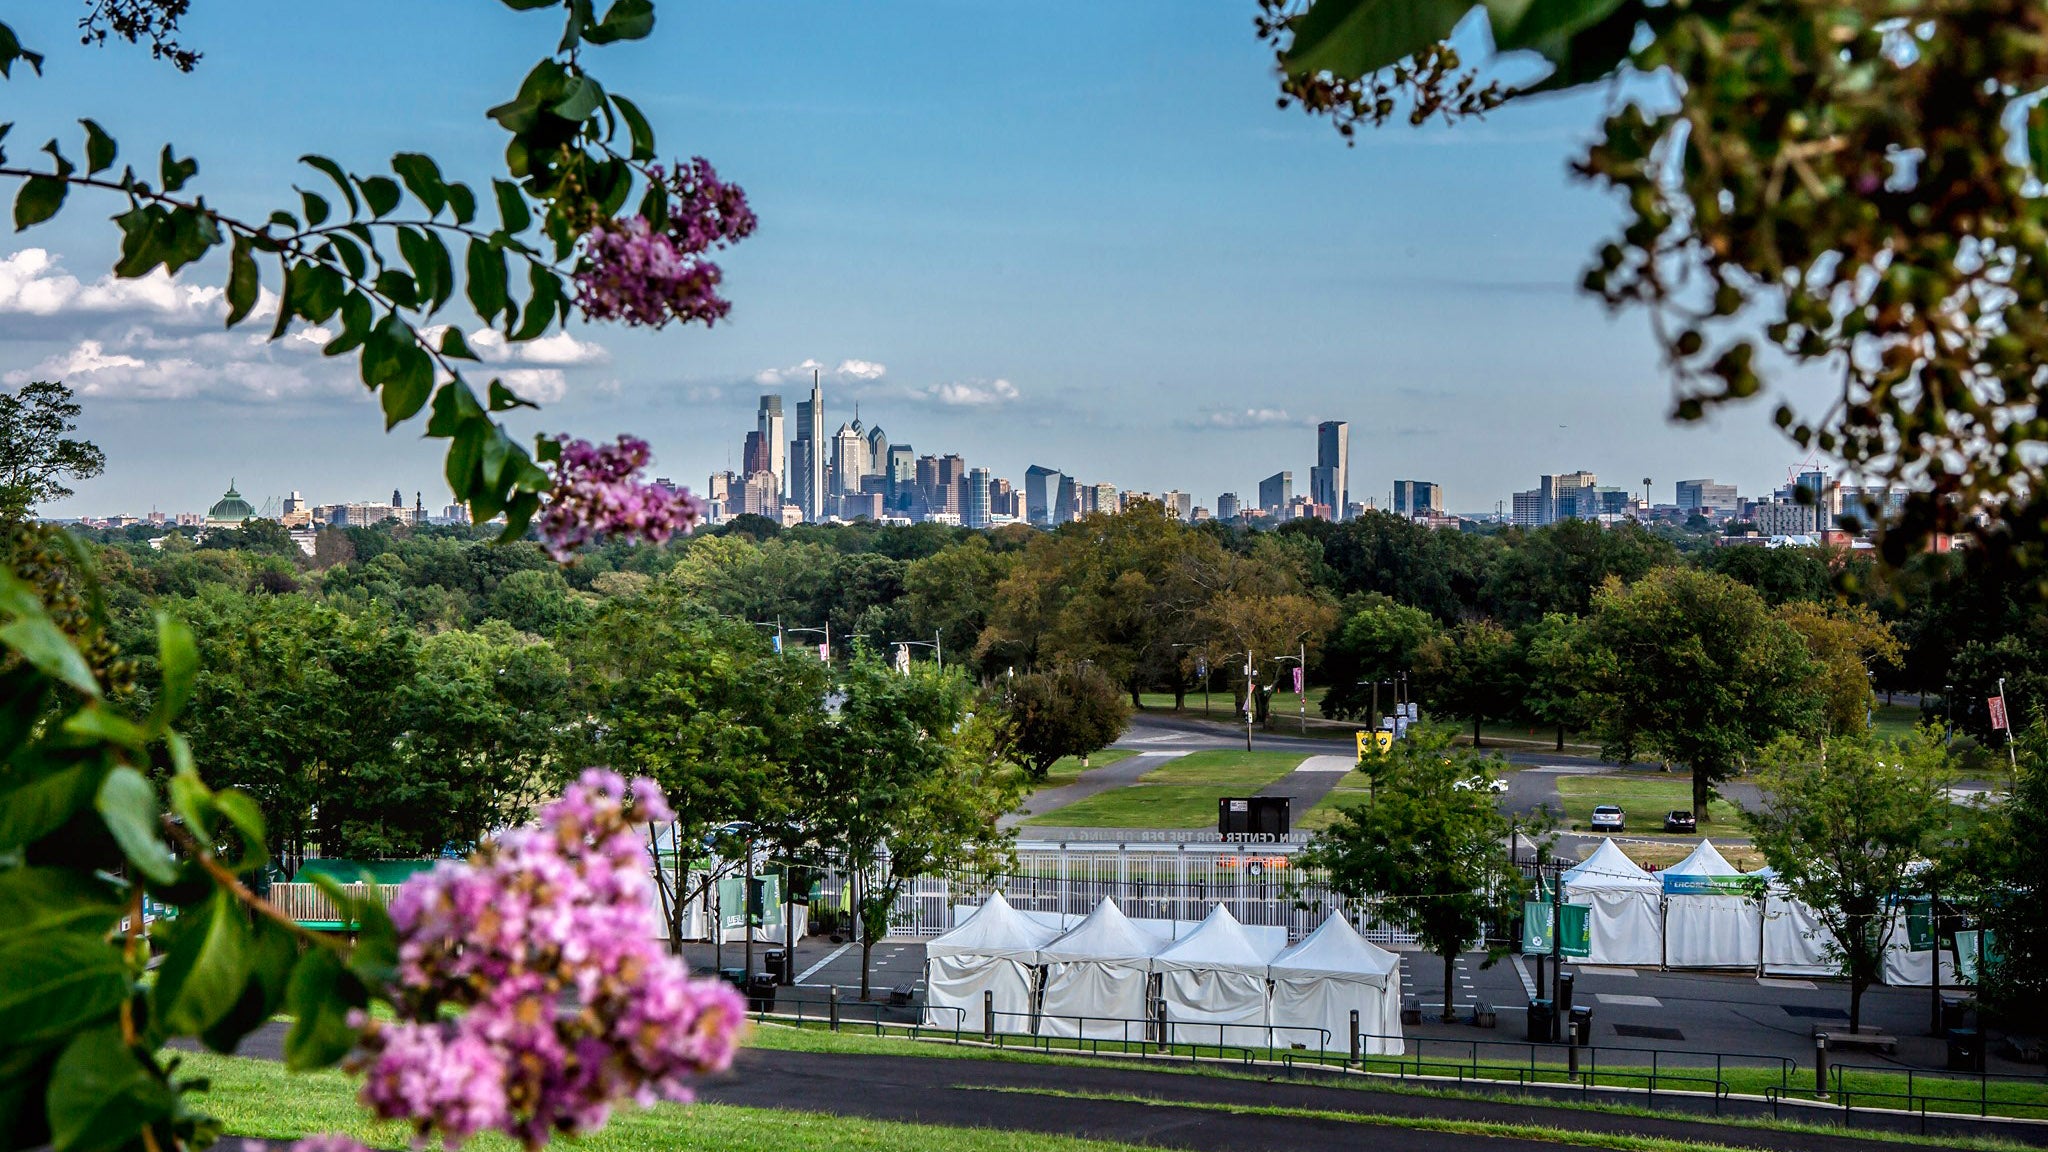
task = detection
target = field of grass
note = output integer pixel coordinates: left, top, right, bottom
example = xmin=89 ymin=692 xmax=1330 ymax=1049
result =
xmin=1024 ymin=752 xmax=1304 ymax=828
xmin=1298 ymin=778 xmax=1376 ymax=831
xmin=1555 ymin=774 xmax=1745 ymax=837
xmin=1031 ymin=749 xmax=1135 ymax=789
xmin=178 ymin=1050 xmax=1149 ymax=1152
xmin=1869 ymin=702 xmax=1929 ymax=739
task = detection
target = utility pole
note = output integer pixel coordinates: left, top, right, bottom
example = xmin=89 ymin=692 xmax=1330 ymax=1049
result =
xmin=1299 ymin=637 xmax=1308 ymax=736
xmin=2000 ymin=677 xmax=2018 ymax=767
xmin=1243 ymin=651 xmax=1256 ymax=752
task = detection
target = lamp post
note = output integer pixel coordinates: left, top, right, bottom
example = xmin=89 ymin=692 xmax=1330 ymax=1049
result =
xmin=1242 ymin=650 xmax=1256 ymax=751
xmin=787 ymin=623 xmax=831 ymax=662
xmin=750 ymin=617 xmax=784 ymax=656
xmin=891 ymin=635 xmax=942 ymax=673
xmin=1269 ymin=630 xmax=1312 ymax=735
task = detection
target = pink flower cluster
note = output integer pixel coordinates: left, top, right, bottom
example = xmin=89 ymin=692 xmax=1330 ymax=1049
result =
xmin=572 ymin=157 xmax=755 ymax=329
xmin=537 ymin=435 xmax=704 ymax=561
xmin=351 ymin=770 xmax=744 ymax=1150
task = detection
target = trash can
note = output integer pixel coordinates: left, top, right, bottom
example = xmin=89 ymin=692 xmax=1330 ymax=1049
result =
xmin=718 ymin=966 xmax=746 ymax=989
xmin=1569 ymin=1005 xmax=1595 ymax=1046
xmin=1940 ymin=994 xmax=1972 ymax=1032
xmin=1400 ymin=994 xmax=1421 ymax=1026
xmin=746 ymin=972 xmax=779 ymax=1012
xmin=764 ymin=947 xmax=790 ymax=983
xmin=1947 ymin=1028 xmax=1985 ymax=1072
xmin=1527 ymin=999 xmax=1555 ymax=1043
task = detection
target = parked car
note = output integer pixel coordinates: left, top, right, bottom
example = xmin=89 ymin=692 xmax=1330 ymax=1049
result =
xmin=1663 ymin=809 xmax=1697 ymax=833
xmin=1453 ymin=775 xmax=1509 ymax=794
xmin=1590 ymin=805 xmax=1624 ymax=832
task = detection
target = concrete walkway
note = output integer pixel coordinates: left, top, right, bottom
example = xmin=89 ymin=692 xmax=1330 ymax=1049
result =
xmin=1256 ymin=754 xmax=1354 ymax=813
xmin=1005 ymin=751 xmax=1189 ymax=827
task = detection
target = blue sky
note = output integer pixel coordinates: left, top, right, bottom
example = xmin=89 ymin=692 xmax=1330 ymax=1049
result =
xmin=3 ymin=1 xmax=1810 ymax=518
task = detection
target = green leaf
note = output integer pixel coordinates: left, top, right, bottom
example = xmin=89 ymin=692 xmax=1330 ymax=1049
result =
xmin=611 ymin=94 xmax=656 ymax=162
xmin=224 ymin=235 xmax=259 ymax=328
xmin=152 ymin=888 xmax=252 ymax=1035
xmin=2030 ymin=100 xmax=2048 ymax=178
xmin=199 ymin=916 xmax=295 ymax=1054
xmin=0 ymin=572 xmax=100 ymax=696
xmin=1282 ymin=0 xmax=1471 ymax=79
xmin=356 ymin=174 xmax=401 ymax=218
xmin=390 ymin=152 xmax=448 ymax=216
xmin=323 ymin=292 xmax=374 ymax=357
xmin=155 ymin=612 xmax=198 ymax=721
xmin=445 ymin=181 xmax=477 ymax=225
xmin=511 ymin=264 xmax=563 ymax=341
xmin=347 ymin=895 xmax=398 ymax=987
xmin=0 ymin=758 xmax=107 ymax=852
xmin=489 ymin=378 xmax=540 ymax=411
xmin=13 ymin=174 xmax=65 ymax=230
xmin=298 ymin=188 xmax=330 ymax=227
xmin=166 ymin=769 xmax=214 ymax=842
xmin=96 ymin=767 xmax=178 ymax=885
xmin=440 ymin=326 xmax=479 ymax=361
xmin=500 ymin=0 xmax=561 ymax=8
xmin=493 ymin=178 xmax=532 ymax=234
xmin=380 ymin=345 xmax=435 ymax=429
xmin=299 ymin=155 xmax=359 ymax=215
xmin=396 ymin=227 xmax=441 ymax=306
xmin=47 ymin=1025 xmax=173 ymax=1152
xmin=587 ymin=0 xmax=655 ymax=44
xmin=61 ymin=703 xmax=148 ymax=747
xmin=0 ymin=932 xmax=126 ymax=1046
xmin=552 ymin=74 xmax=605 ymax=121
xmin=466 ymin=238 xmax=509 ymax=322
xmin=78 ymin=119 xmax=115 ymax=176
xmin=0 ymin=22 xmax=47 ymax=77
xmin=283 ymin=948 xmax=365 ymax=1071
xmin=158 ymin=145 xmax=197 ymax=193
xmin=212 ymin=789 xmax=269 ymax=874
xmin=0 ymin=868 xmax=124 ymax=943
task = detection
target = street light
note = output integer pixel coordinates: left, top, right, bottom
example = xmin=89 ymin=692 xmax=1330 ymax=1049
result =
xmin=1268 ymin=630 xmax=1313 ymax=736
xmin=786 ymin=623 xmax=831 ymax=663
xmin=749 ymin=617 xmax=784 ymax=655
xmin=890 ymin=632 xmax=943 ymax=673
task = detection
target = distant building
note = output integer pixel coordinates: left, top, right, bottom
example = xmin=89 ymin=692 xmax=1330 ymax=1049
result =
xmin=707 ymin=470 xmax=736 ymax=503
xmin=1082 ymin=482 xmax=1118 ymax=517
xmin=1258 ymin=471 xmax=1293 ymax=515
xmin=1025 ymin=465 xmax=1065 ymax=527
xmin=1511 ymin=488 xmax=1543 ymax=527
xmin=1752 ymin=500 xmax=1820 ymax=536
xmin=965 ymin=467 xmax=994 ymax=528
xmin=792 ymin=373 xmax=826 ymax=522
xmin=1216 ymin=492 xmax=1241 ymax=521
xmin=1312 ymin=420 xmax=1350 ymax=520
xmin=1539 ymin=471 xmax=1599 ymax=523
xmin=1392 ymin=480 xmax=1443 ymax=518
xmin=887 ymin=445 xmax=915 ymax=510
xmin=204 ymin=481 xmax=257 ymax=528
xmin=839 ymin=491 xmax=883 ymax=521
xmin=1054 ymin=474 xmax=1081 ymax=524
xmin=735 ymin=471 xmax=780 ymax=518
xmin=742 ymin=430 xmax=771 ymax=478
xmin=1675 ymin=478 xmax=1738 ymax=515
xmin=988 ymin=476 xmax=1019 ymax=520
xmin=756 ymin=394 xmax=786 ymax=500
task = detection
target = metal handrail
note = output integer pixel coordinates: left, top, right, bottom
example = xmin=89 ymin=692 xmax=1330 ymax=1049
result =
xmin=1830 ymin=1061 xmax=2048 ymax=1126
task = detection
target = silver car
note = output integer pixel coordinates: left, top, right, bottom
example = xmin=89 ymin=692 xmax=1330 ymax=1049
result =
xmin=1590 ymin=805 xmax=1624 ymax=832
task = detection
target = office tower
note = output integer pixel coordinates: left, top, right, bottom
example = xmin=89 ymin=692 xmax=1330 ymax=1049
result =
xmin=1025 ymin=465 xmax=1063 ymax=526
xmin=1082 ymin=482 xmax=1118 ymax=516
xmin=756 ymin=394 xmax=785 ymax=499
xmin=966 ymin=467 xmax=993 ymax=528
xmin=1258 ymin=471 xmax=1293 ymax=515
xmin=707 ymin=470 xmax=735 ymax=502
xmin=831 ymin=418 xmax=870 ymax=498
xmin=1675 ymin=479 xmax=1739 ymax=514
xmin=1539 ymin=471 xmax=1598 ymax=524
xmin=1393 ymin=480 xmax=1443 ymax=517
xmin=792 ymin=372 xmax=825 ymax=521
xmin=1511 ymin=488 xmax=1542 ymax=527
xmin=1163 ymin=490 xmax=1193 ymax=520
xmin=1216 ymin=492 xmax=1240 ymax=521
xmin=1313 ymin=421 xmax=1349 ymax=519
xmin=736 ymin=471 xmax=779 ymax=518
xmin=1054 ymin=475 xmax=1081 ymax=524
xmin=742 ymin=430 xmax=770 ymax=477
xmin=988 ymin=477 xmax=1018 ymax=520
xmin=887 ymin=444 xmax=915 ymax=510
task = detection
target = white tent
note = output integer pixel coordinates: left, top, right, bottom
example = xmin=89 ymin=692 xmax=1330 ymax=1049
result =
xmin=924 ymin=892 xmax=1061 ymax=1032
xmin=1037 ymin=898 xmax=1169 ymax=1040
xmin=1561 ymin=839 xmax=1664 ymax=967
xmin=1661 ymin=840 xmax=1762 ymax=969
xmin=1761 ymin=887 xmax=1838 ymax=976
xmin=1267 ymin=912 xmax=1403 ymax=1056
xmin=1150 ymin=906 xmax=1278 ymax=1049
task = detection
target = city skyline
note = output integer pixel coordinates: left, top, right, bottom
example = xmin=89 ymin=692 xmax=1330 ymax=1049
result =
xmin=4 ymin=0 xmax=1820 ymax=520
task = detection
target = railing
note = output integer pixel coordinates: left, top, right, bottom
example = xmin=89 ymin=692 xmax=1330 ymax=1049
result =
xmin=265 ymin=881 xmax=400 ymax=926
xmin=1815 ymin=1062 xmax=2048 ymax=1130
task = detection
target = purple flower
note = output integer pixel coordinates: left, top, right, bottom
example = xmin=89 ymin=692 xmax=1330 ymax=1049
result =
xmin=286 ymin=1137 xmax=371 ymax=1152
xmin=362 ymin=771 xmax=740 ymax=1150
xmin=571 ymin=158 xmax=755 ymax=330
xmin=536 ymin=435 xmax=704 ymax=561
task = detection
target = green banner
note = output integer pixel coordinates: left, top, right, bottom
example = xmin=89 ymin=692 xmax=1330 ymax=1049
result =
xmin=1523 ymin=902 xmax=1590 ymax=958
xmin=1905 ymin=898 xmax=1936 ymax=953
xmin=1955 ymin=929 xmax=1999 ymax=984
xmin=716 ymin=873 xmax=781 ymax=933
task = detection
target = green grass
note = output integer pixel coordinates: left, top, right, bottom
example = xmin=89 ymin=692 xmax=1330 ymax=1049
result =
xmin=1137 ymin=750 xmax=1307 ymax=784
xmin=178 ymin=1049 xmax=1150 ymax=1152
xmin=1298 ymin=777 xmax=1376 ymax=831
xmin=1031 ymin=748 xmax=1135 ymax=789
xmin=1869 ymin=703 xmax=1928 ymax=739
xmin=1555 ymin=774 xmax=1744 ymax=836
xmin=1024 ymin=751 xmax=1304 ymax=828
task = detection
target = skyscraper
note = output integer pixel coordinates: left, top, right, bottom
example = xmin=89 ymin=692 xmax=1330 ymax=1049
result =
xmin=1675 ymin=479 xmax=1738 ymax=514
xmin=887 ymin=444 xmax=914 ymax=510
xmin=742 ymin=430 xmax=770 ymax=478
xmin=1313 ymin=421 xmax=1349 ymax=520
xmin=792 ymin=372 xmax=825 ymax=522
xmin=1025 ymin=465 xmax=1064 ymax=527
xmin=965 ymin=467 xmax=993 ymax=528
xmin=831 ymin=418 xmax=870 ymax=500
xmin=1216 ymin=492 xmax=1240 ymax=521
xmin=1259 ymin=471 xmax=1293 ymax=515
xmin=1392 ymin=480 xmax=1443 ymax=517
xmin=756 ymin=394 xmax=785 ymax=500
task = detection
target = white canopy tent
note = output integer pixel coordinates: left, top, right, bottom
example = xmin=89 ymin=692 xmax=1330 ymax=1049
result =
xmin=1267 ymin=912 xmax=1404 ymax=1056
xmin=924 ymin=892 xmax=1062 ymax=1032
xmin=1561 ymin=839 xmax=1664 ymax=967
xmin=1661 ymin=840 xmax=1762 ymax=969
xmin=1150 ymin=906 xmax=1279 ymax=1049
xmin=1761 ymin=886 xmax=1838 ymax=977
xmin=1037 ymin=898 xmax=1170 ymax=1040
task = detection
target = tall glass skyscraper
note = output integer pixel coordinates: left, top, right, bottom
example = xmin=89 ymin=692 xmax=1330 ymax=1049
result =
xmin=1313 ymin=420 xmax=1349 ymax=520
xmin=756 ymin=394 xmax=785 ymax=500
xmin=791 ymin=372 xmax=825 ymax=522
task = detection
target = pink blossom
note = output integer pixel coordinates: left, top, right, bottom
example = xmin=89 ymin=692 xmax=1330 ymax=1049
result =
xmin=360 ymin=771 xmax=741 ymax=1151
xmin=571 ymin=157 xmax=755 ymax=329
xmin=286 ymin=1137 xmax=371 ymax=1152
xmin=536 ymin=435 xmax=704 ymax=561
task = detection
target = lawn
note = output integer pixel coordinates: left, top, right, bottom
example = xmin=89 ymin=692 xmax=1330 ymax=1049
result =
xmin=1022 ymin=751 xmax=1304 ymax=828
xmin=1555 ymin=774 xmax=1745 ymax=837
xmin=1298 ymin=778 xmax=1376 ymax=831
xmin=1868 ymin=702 xmax=1929 ymax=740
xmin=178 ymin=1049 xmax=1148 ymax=1152
xmin=1028 ymin=749 xmax=1135 ymax=790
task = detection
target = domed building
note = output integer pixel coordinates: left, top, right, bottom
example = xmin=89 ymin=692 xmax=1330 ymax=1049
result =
xmin=205 ymin=480 xmax=257 ymax=528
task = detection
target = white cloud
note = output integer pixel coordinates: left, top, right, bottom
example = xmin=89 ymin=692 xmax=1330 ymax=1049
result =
xmin=2 ymin=332 xmax=348 ymax=403
xmin=463 ymin=326 xmax=608 ymax=367
xmin=0 ymin=248 xmax=226 ymax=323
xmin=837 ymin=358 xmax=887 ymax=380
xmin=497 ymin=368 xmax=569 ymax=404
xmin=930 ymin=378 xmax=1020 ymax=407
xmin=751 ymin=357 xmax=887 ymax=388
xmin=1182 ymin=407 xmax=1305 ymax=430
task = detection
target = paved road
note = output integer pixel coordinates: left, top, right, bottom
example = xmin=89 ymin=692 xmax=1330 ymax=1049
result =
xmin=1007 ymin=750 xmax=1191 ymax=826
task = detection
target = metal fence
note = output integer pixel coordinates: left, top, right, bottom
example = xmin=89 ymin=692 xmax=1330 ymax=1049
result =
xmin=820 ymin=845 xmax=1418 ymax=945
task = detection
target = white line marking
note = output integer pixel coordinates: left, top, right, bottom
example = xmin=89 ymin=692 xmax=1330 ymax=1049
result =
xmin=794 ymin=942 xmax=854 ymax=984
xmin=1595 ymin=993 xmax=1662 ymax=1008
xmin=1757 ymin=977 xmax=1816 ymax=990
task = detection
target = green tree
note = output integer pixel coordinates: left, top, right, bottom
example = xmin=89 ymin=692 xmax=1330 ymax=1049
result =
xmin=1747 ymin=731 xmax=1952 ymax=1032
xmin=1305 ymin=725 xmax=1525 ymax=1022
xmin=1318 ymin=593 xmax=1439 ymax=723
xmin=1950 ymin=717 xmax=2048 ymax=1018
xmin=1776 ymin=601 xmax=1902 ymax=735
xmin=0 ymin=380 xmax=105 ymax=519
xmin=1701 ymin=545 xmax=1836 ymax=606
xmin=1484 ymin=520 xmax=1677 ymax=626
xmin=1518 ymin=612 xmax=1590 ymax=753
xmin=1000 ymin=664 xmax=1132 ymax=780
xmin=1414 ymin=618 xmax=1518 ymax=747
xmin=1581 ymin=569 xmax=1824 ymax=819
xmin=905 ymin=537 xmax=1015 ymax=673
xmin=487 ymin=566 xmax=589 ymax=635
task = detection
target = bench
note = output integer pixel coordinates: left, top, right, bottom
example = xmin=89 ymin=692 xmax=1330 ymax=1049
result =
xmin=888 ymin=982 xmax=914 ymax=1007
xmin=1817 ymin=1027 xmax=1898 ymax=1055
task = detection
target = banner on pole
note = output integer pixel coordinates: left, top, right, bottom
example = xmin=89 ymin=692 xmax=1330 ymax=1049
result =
xmin=1906 ymin=898 xmax=1937 ymax=952
xmin=1292 ymin=666 xmax=1304 ymax=695
xmin=1989 ymin=694 xmax=2010 ymax=731
xmin=1522 ymin=902 xmax=1590 ymax=957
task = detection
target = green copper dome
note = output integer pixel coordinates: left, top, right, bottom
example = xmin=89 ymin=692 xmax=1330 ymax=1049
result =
xmin=207 ymin=480 xmax=256 ymax=523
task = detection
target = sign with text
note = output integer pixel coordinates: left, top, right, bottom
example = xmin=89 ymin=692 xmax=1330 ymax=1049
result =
xmin=1292 ymin=666 xmax=1304 ymax=695
xmin=1522 ymin=902 xmax=1590 ymax=957
xmin=1660 ymin=873 xmax=1757 ymax=896
xmin=1989 ymin=694 xmax=2010 ymax=731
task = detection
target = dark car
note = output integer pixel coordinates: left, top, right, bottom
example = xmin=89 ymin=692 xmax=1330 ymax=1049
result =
xmin=1590 ymin=805 xmax=1624 ymax=833
xmin=1664 ymin=809 xmax=1697 ymax=833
